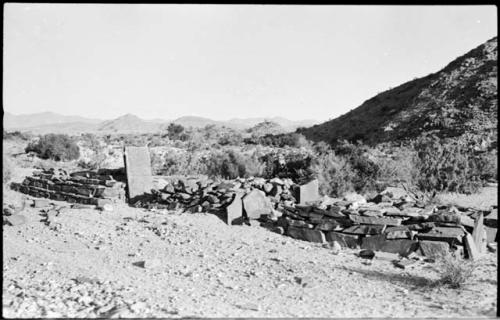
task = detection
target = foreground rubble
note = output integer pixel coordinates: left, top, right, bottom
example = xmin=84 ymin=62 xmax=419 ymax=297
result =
xmin=2 ymin=195 xmax=497 ymax=318
xmin=8 ymin=167 xmax=498 ymax=261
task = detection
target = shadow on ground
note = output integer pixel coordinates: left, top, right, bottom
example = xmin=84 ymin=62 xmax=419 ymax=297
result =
xmin=338 ymin=265 xmax=439 ymax=290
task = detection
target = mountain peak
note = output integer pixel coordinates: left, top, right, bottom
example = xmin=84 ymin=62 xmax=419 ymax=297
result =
xmin=299 ymin=37 xmax=498 ymax=145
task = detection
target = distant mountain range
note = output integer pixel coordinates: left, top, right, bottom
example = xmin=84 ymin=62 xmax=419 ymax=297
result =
xmin=3 ymin=111 xmax=318 ymax=134
xmin=298 ymin=36 xmax=498 ymax=145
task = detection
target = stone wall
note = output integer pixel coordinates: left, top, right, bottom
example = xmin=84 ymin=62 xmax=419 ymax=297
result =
xmin=10 ymin=168 xmax=126 ymax=206
xmin=141 ymin=177 xmax=497 ymax=260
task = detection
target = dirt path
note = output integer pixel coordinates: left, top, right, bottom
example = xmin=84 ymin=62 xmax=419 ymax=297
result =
xmin=2 ymin=187 xmax=497 ymax=318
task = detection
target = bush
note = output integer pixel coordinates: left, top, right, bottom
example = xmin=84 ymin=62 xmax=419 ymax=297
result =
xmin=205 ymin=150 xmax=247 ymax=179
xmin=3 ymin=156 xmax=13 ymax=184
xmin=311 ymin=152 xmax=356 ymax=197
xmin=249 ymin=133 xmax=310 ymax=148
xmin=372 ymin=146 xmax=419 ymax=186
xmin=3 ymin=130 xmax=30 ymax=141
xmin=436 ymin=253 xmax=475 ymax=289
xmin=167 ymin=123 xmax=185 ymax=140
xmin=333 ymin=141 xmax=381 ymax=194
xmin=413 ymin=135 xmax=485 ymax=193
xmin=25 ymin=134 xmax=80 ymax=161
xmin=261 ymin=150 xmax=314 ymax=182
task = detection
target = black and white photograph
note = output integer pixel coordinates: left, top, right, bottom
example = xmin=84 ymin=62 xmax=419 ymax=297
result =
xmin=2 ymin=3 xmax=498 ymax=318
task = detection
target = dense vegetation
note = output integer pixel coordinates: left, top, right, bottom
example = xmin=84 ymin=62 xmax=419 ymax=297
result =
xmin=5 ymin=114 xmax=496 ymax=197
xmin=25 ymin=134 xmax=80 ymax=161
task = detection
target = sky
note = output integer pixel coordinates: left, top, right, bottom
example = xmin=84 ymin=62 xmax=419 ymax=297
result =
xmin=3 ymin=4 xmax=497 ymax=122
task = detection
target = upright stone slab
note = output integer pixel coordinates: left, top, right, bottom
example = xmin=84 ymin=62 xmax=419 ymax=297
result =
xmin=298 ymin=179 xmax=319 ymax=205
xmin=242 ymin=189 xmax=272 ymax=219
xmin=223 ymin=192 xmax=244 ymax=225
xmin=124 ymin=147 xmax=153 ymax=204
xmin=472 ymin=213 xmax=486 ymax=253
xmin=464 ymin=233 xmax=480 ymax=260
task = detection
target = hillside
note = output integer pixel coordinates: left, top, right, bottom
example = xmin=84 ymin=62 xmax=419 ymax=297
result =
xmin=3 ymin=112 xmax=101 ymax=130
xmin=171 ymin=116 xmax=222 ymax=129
xmin=298 ymin=37 xmax=498 ymax=146
xmin=4 ymin=112 xmax=316 ymax=134
xmin=227 ymin=117 xmax=318 ymax=131
xmin=247 ymin=121 xmax=286 ymax=137
xmin=97 ymin=114 xmax=165 ymax=133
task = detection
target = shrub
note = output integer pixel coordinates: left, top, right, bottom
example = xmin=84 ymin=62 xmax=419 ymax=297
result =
xmin=205 ymin=150 xmax=247 ymax=179
xmin=372 ymin=146 xmax=419 ymax=186
xmin=261 ymin=150 xmax=314 ymax=182
xmin=413 ymin=135 xmax=485 ymax=193
xmin=311 ymin=152 xmax=356 ymax=197
xmin=3 ymin=130 xmax=30 ymax=141
xmin=250 ymin=133 xmax=310 ymax=148
xmin=167 ymin=123 xmax=185 ymax=140
xmin=218 ymin=132 xmax=244 ymax=146
xmin=25 ymin=134 xmax=80 ymax=161
xmin=476 ymin=150 xmax=497 ymax=181
xmin=3 ymin=156 xmax=13 ymax=184
xmin=333 ymin=140 xmax=381 ymax=194
xmin=436 ymin=253 xmax=475 ymax=289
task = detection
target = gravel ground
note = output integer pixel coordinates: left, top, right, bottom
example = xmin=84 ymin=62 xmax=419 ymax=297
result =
xmin=2 ymin=187 xmax=497 ymax=318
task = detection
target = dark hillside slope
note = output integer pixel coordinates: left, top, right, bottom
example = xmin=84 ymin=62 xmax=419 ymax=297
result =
xmin=298 ymin=37 xmax=497 ymax=146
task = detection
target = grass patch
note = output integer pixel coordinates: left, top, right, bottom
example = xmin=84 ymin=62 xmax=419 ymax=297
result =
xmin=435 ymin=254 xmax=475 ymax=289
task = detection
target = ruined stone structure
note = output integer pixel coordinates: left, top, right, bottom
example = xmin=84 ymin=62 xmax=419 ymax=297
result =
xmin=10 ymin=168 xmax=126 ymax=206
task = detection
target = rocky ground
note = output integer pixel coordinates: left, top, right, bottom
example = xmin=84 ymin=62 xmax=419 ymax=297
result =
xmin=2 ymin=185 xmax=498 ymax=318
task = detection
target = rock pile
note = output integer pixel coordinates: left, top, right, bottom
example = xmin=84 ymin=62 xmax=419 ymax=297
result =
xmin=133 ymin=176 xmax=301 ymax=225
xmin=141 ymin=178 xmax=497 ymax=260
xmin=10 ymin=168 xmax=127 ymax=207
xmin=270 ymin=187 xmax=497 ymax=260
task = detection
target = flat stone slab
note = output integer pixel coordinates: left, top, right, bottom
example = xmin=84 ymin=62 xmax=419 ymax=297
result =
xmin=385 ymin=226 xmax=412 ymax=239
xmin=341 ymin=224 xmax=385 ymax=235
xmin=361 ymin=235 xmax=418 ymax=256
xmin=314 ymin=219 xmax=342 ymax=231
xmin=124 ymin=147 xmax=153 ymax=203
xmin=287 ymin=226 xmax=325 ymax=243
xmin=4 ymin=215 xmax=27 ymax=226
xmin=349 ymin=215 xmax=402 ymax=226
xmin=485 ymin=226 xmax=497 ymax=243
xmin=419 ymin=240 xmax=450 ymax=259
xmin=325 ymin=231 xmax=360 ymax=248
xmin=416 ymin=226 xmax=464 ymax=246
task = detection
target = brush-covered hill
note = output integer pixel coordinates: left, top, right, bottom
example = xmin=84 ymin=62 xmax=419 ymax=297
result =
xmin=298 ymin=37 xmax=498 ymax=146
xmin=247 ymin=121 xmax=286 ymax=137
xmin=97 ymin=114 xmax=165 ymax=133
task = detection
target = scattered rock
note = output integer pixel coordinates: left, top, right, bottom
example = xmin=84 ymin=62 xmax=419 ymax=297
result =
xmin=4 ymin=214 xmax=27 ymax=226
xmin=132 ymin=259 xmax=161 ymax=269
xmin=33 ymin=199 xmax=50 ymax=208
xmin=359 ymin=249 xmax=375 ymax=260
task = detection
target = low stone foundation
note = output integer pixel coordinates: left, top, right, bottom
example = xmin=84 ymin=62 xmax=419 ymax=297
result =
xmin=10 ymin=168 xmax=127 ymax=206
